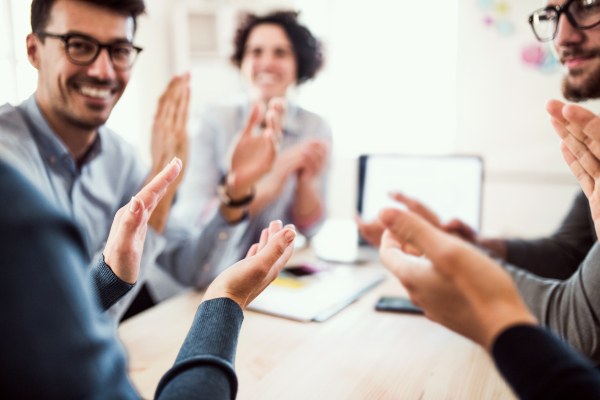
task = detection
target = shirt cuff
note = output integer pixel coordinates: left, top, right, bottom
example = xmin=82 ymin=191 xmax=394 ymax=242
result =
xmin=155 ymin=298 xmax=244 ymax=399
xmin=89 ymin=254 xmax=136 ymax=311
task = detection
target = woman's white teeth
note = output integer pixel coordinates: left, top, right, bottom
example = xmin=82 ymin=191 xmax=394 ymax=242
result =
xmin=79 ymin=86 xmax=111 ymax=99
xmin=256 ymin=74 xmax=276 ymax=84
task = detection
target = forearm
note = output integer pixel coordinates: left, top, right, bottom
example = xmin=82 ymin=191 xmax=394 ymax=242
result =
xmin=249 ymin=175 xmax=286 ymax=217
xmin=292 ymin=176 xmax=323 ymax=229
xmin=155 ymin=298 xmax=243 ymax=400
xmin=493 ymin=324 xmax=600 ymax=400
xmin=503 ymin=190 xmax=594 ymax=279
xmin=504 ymin=238 xmax=587 ymax=279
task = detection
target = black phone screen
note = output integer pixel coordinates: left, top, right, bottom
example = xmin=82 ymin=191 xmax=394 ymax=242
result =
xmin=375 ymin=297 xmax=424 ymax=315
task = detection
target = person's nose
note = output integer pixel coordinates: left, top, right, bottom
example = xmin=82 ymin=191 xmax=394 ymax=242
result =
xmin=554 ymin=12 xmax=585 ymax=48
xmin=256 ymin=51 xmax=277 ymax=71
xmin=86 ymin=48 xmax=117 ymax=81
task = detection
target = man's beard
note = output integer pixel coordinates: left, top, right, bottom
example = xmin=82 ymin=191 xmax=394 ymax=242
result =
xmin=561 ymin=48 xmax=600 ymax=102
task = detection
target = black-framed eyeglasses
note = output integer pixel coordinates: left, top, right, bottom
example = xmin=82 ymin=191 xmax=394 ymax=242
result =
xmin=35 ymin=32 xmax=143 ymax=70
xmin=529 ymin=0 xmax=600 ymax=42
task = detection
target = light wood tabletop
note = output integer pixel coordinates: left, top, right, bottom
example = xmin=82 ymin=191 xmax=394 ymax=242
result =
xmin=118 ymin=249 xmax=517 ymax=400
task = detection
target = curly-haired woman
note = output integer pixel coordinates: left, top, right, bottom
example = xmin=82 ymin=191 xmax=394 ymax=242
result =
xmin=172 ymin=11 xmax=331 ymax=284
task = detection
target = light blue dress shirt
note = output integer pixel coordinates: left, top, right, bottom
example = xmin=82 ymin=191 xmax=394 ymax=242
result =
xmin=0 ymin=95 xmax=249 ymax=319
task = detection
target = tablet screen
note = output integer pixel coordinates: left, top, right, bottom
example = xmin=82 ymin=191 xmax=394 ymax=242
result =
xmin=358 ymin=155 xmax=483 ymax=230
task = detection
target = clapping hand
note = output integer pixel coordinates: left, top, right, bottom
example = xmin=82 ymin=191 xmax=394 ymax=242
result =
xmin=103 ymin=158 xmax=183 ymax=284
xmin=147 ymin=73 xmax=190 ymax=233
xmin=547 ymin=99 xmax=600 ymax=240
xmin=227 ymin=98 xmax=285 ymax=200
xmin=298 ymin=139 xmax=329 ymax=182
xmin=202 ymin=220 xmax=296 ymax=309
xmin=378 ymin=207 xmax=537 ymax=350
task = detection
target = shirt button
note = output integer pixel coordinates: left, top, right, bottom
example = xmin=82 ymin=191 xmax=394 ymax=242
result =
xmin=218 ymin=232 xmax=228 ymax=240
xmin=49 ymin=156 xmax=56 ymax=163
xmin=203 ymin=264 xmax=211 ymax=272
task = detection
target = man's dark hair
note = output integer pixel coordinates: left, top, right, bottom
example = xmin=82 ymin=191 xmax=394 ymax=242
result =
xmin=231 ymin=11 xmax=324 ymax=84
xmin=31 ymin=0 xmax=146 ymax=36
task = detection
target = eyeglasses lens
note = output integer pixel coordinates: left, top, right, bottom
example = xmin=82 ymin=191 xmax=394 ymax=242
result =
xmin=569 ymin=0 xmax=600 ymax=27
xmin=66 ymin=37 xmax=98 ymax=63
xmin=66 ymin=36 xmax=137 ymax=69
xmin=532 ymin=9 xmax=558 ymax=41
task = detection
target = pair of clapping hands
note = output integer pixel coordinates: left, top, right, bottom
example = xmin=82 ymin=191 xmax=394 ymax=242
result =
xmin=103 ymin=158 xmax=296 ymax=309
xmin=376 ymin=99 xmax=600 ymax=352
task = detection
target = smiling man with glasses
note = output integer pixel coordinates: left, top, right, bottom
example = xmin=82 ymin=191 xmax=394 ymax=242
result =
xmin=530 ymin=0 xmax=600 ymax=100
xmin=0 ymin=0 xmax=286 ymax=321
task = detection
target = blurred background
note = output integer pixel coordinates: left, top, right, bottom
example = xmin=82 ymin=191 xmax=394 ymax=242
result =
xmin=0 ymin=0 xmax=594 ymax=238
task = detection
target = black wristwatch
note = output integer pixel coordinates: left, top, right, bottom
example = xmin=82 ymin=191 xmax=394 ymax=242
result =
xmin=217 ymin=174 xmax=255 ymax=208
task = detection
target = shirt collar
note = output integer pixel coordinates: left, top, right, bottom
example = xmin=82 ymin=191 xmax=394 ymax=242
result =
xmin=18 ymin=94 xmax=103 ymax=173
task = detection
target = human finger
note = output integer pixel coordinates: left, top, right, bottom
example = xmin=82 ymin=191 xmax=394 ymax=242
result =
xmin=257 ymin=228 xmax=269 ymax=252
xmin=246 ymin=243 xmax=259 ymax=258
xmin=379 ymin=208 xmax=462 ymax=275
xmin=160 ymin=76 xmax=183 ymax=126
xmin=268 ymin=220 xmax=283 ymax=241
xmin=154 ymin=76 xmax=180 ymax=122
xmin=269 ymin=97 xmax=286 ymax=129
xmin=252 ymin=228 xmax=296 ymax=279
xmin=145 ymin=188 xmax=168 ymax=216
xmin=443 ymin=219 xmax=476 ymax=242
xmin=546 ymin=99 xmax=568 ymax=125
xmin=380 ymin=229 xmax=432 ymax=290
xmin=389 ymin=192 xmax=441 ymax=227
xmin=264 ymin=108 xmax=282 ymax=150
xmin=557 ymin=126 xmax=600 ymax=180
xmin=174 ymin=73 xmax=191 ymax=132
xmin=563 ymin=103 xmax=600 ymax=144
xmin=242 ymin=102 xmax=264 ymax=138
xmin=560 ymin=141 xmax=594 ymax=198
xmin=135 ymin=158 xmax=182 ymax=211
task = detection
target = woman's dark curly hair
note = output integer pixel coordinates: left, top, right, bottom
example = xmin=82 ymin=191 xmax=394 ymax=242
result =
xmin=231 ymin=11 xmax=324 ymax=84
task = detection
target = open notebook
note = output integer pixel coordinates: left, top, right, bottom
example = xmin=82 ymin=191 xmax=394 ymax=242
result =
xmin=247 ymin=261 xmax=385 ymax=322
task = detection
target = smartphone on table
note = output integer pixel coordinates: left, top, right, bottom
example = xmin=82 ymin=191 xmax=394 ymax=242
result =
xmin=375 ymin=296 xmax=424 ymax=315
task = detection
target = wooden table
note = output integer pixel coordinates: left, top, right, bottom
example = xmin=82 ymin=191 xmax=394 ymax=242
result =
xmin=119 ymin=250 xmax=517 ymax=400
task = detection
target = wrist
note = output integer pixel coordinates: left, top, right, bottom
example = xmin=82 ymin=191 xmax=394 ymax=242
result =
xmin=478 ymin=238 xmax=508 ymax=259
xmin=297 ymin=171 xmax=318 ymax=186
xmin=482 ymin=308 xmax=538 ymax=352
xmin=218 ymin=174 xmax=255 ymax=207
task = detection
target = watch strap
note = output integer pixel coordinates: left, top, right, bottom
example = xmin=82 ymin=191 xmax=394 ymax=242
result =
xmin=218 ymin=174 xmax=255 ymax=208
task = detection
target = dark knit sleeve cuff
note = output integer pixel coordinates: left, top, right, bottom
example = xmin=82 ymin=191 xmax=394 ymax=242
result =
xmin=89 ymin=254 xmax=135 ymax=311
xmin=493 ymin=324 xmax=600 ymax=400
xmin=155 ymin=298 xmax=244 ymax=400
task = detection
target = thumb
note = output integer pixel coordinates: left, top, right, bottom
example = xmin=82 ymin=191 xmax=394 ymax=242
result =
xmin=117 ymin=197 xmax=146 ymax=240
xmin=242 ymin=102 xmax=264 ymax=137
xmin=379 ymin=208 xmax=449 ymax=261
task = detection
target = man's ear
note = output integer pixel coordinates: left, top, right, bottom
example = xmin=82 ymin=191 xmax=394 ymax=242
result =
xmin=26 ymin=34 xmax=41 ymax=70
